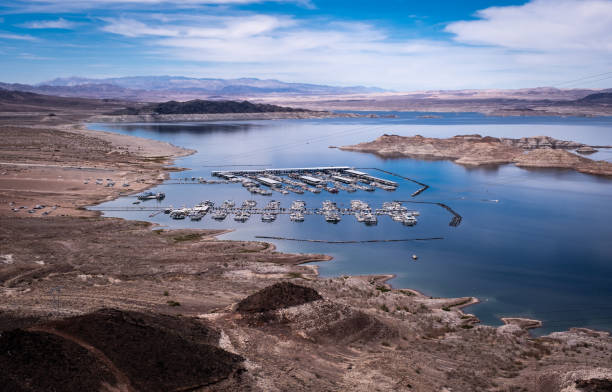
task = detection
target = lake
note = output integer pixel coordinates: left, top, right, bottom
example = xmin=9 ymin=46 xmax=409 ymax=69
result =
xmin=89 ymin=112 xmax=612 ymax=335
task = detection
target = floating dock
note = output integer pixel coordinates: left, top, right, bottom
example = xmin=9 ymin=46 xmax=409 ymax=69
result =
xmin=210 ymin=166 xmax=405 ymax=196
xmin=212 ymin=166 xmax=351 ymax=177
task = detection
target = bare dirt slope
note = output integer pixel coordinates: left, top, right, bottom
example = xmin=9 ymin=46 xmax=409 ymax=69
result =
xmin=0 ymin=124 xmax=192 ymax=217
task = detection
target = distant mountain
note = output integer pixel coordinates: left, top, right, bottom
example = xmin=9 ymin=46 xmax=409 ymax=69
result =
xmin=576 ymin=92 xmax=612 ymax=104
xmin=116 ymin=99 xmax=308 ymax=115
xmin=41 ymin=76 xmax=386 ymax=95
xmin=0 ymin=88 xmax=127 ymax=113
xmin=0 ymin=82 xmax=144 ymax=100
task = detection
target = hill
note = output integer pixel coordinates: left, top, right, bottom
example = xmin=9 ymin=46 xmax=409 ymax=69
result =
xmin=118 ymin=99 xmax=307 ymax=115
xmin=576 ymin=92 xmax=612 ymax=104
xmin=0 ymin=88 xmax=127 ymax=114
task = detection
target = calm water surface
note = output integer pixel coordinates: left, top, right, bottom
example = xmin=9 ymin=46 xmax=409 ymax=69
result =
xmin=89 ymin=112 xmax=612 ymax=335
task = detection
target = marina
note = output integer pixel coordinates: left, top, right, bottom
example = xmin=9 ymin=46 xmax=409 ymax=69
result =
xmin=89 ymin=114 xmax=612 ymax=335
xmin=93 ymin=199 xmax=422 ymax=226
xmin=210 ymin=166 xmax=402 ymax=196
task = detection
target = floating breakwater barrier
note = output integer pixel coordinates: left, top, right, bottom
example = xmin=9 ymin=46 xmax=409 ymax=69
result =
xmin=358 ymin=167 xmax=429 ymax=197
xmin=396 ymin=200 xmax=462 ymax=227
xmin=254 ymin=236 xmax=444 ymax=244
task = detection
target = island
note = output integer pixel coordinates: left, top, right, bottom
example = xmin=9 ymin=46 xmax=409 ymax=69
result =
xmin=341 ymin=134 xmax=612 ymax=176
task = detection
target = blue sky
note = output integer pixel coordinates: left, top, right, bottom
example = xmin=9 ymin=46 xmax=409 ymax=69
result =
xmin=0 ymin=0 xmax=611 ymax=89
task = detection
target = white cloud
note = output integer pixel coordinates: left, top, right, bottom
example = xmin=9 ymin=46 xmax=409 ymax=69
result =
xmin=446 ymin=0 xmax=612 ymax=51
xmin=101 ymin=14 xmax=293 ymax=38
xmin=4 ymin=0 xmax=313 ymax=13
xmin=4 ymin=0 xmax=611 ymax=89
xmin=21 ymin=18 xmax=77 ymax=29
xmin=19 ymin=52 xmax=51 ymax=60
xmin=101 ymin=18 xmax=181 ymax=37
xmin=0 ymin=31 xmax=37 ymax=40
xmin=94 ymin=2 xmax=612 ymax=89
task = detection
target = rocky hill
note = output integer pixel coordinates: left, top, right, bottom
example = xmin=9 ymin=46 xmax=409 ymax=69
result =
xmin=576 ymin=92 xmax=612 ymax=104
xmin=341 ymin=134 xmax=612 ymax=176
xmin=116 ymin=99 xmax=307 ymax=115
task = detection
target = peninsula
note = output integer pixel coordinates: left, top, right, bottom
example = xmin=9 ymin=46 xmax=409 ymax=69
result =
xmin=341 ymin=134 xmax=612 ymax=176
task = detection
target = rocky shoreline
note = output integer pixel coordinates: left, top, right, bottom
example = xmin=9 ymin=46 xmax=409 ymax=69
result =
xmin=341 ymin=134 xmax=612 ymax=176
xmin=2 ymin=118 xmax=612 ymax=390
xmin=91 ymin=111 xmax=377 ymax=123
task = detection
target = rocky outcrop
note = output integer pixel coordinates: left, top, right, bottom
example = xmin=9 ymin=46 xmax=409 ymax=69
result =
xmin=340 ymin=134 xmax=521 ymax=165
xmin=236 ymin=282 xmax=323 ymax=313
xmin=499 ymin=135 xmax=584 ymax=150
xmin=576 ymin=145 xmax=598 ymax=154
xmin=341 ymin=134 xmax=612 ymax=176
xmin=0 ymin=309 xmax=245 ymax=392
xmin=515 ymin=149 xmax=612 ymax=176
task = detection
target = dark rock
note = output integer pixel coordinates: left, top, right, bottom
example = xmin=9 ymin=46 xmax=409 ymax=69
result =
xmin=575 ymin=378 xmax=612 ymax=392
xmin=237 ymin=282 xmax=323 ymax=313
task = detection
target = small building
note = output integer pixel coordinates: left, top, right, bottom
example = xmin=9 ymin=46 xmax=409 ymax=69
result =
xmin=300 ymin=175 xmax=326 ymax=186
xmin=343 ymin=169 xmax=398 ymax=187
xmin=332 ymin=175 xmax=355 ymax=184
xmin=344 ymin=169 xmax=368 ymax=177
xmin=257 ymin=177 xmax=282 ymax=188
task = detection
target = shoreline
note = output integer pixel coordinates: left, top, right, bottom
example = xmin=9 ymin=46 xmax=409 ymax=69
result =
xmin=89 ymin=110 xmax=380 ymax=123
xmin=6 ymin=119 xmax=605 ymax=335
xmin=4 ymin=117 xmax=612 ymax=390
xmin=77 ymin=120 xmax=493 ymax=327
xmin=78 ymin=121 xmax=589 ymax=335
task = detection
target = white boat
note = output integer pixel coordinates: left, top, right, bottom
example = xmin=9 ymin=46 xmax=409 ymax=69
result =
xmin=325 ymin=212 xmax=341 ymax=223
xmin=290 ymin=212 xmax=304 ymax=222
xmin=138 ymin=191 xmax=165 ymax=200
xmin=211 ymin=211 xmax=227 ymax=220
xmin=243 ymin=200 xmax=257 ymax=208
xmin=402 ymin=215 xmax=418 ymax=226
xmin=291 ymin=200 xmax=306 ymax=210
xmin=234 ymin=212 xmax=250 ymax=222
xmin=190 ymin=213 xmax=204 ymax=221
xmin=170 ymin=208 xmax=189 ymax=219
xmin=261 ymin=213 xmax=276 ymax=222
xmin=363 ymin=213 xmax=377 ymax=225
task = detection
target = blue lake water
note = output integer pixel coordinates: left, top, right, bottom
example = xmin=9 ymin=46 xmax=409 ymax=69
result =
xmin=89 ymin=112 xmax=612 ymax=335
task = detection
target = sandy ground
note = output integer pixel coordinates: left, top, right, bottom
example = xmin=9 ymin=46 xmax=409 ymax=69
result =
xmin=1 ymin=114 xmax=611 ymax=391
xmin=0 ymin=123 xmax=193 ymax=218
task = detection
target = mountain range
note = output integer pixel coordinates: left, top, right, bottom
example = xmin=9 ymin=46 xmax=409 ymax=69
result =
xmin=0 ymin=76 xmax=384 ymax=101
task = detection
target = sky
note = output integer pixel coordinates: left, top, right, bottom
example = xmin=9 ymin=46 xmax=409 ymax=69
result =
xmin=0 ymin=0 xmax=611 ymax=90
